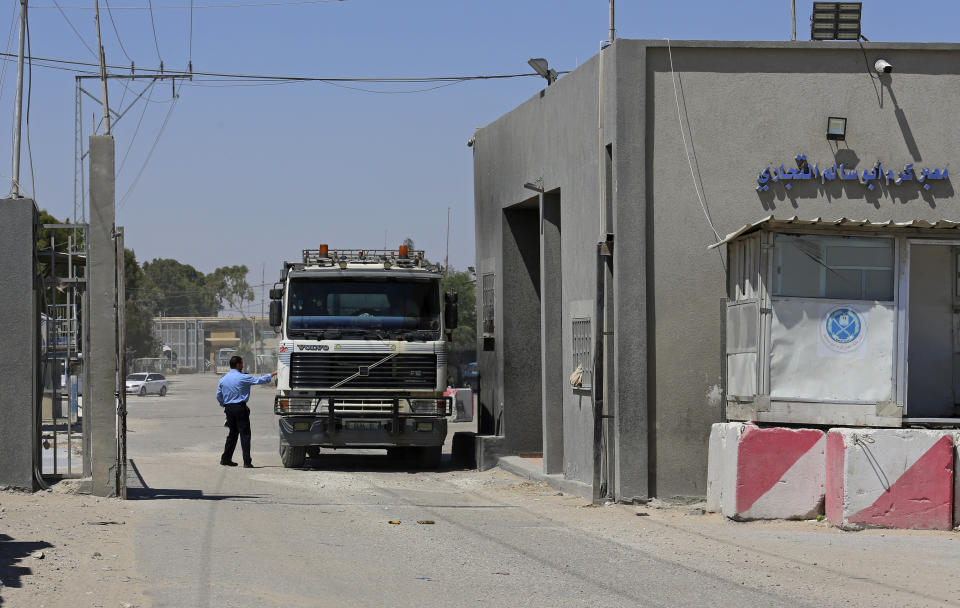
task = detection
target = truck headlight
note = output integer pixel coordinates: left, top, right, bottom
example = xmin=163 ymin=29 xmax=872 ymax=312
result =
xmin=410 ymin=399 xmax=437 ymax=414
xmin=275 ymin=398 xmax=316 ymax=414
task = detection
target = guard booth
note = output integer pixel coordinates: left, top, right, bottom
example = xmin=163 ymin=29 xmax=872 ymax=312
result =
xmin=716 ymin=216 xmax=960 ymax=427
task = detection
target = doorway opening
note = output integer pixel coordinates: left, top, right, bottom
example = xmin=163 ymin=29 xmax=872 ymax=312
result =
xmin=906 ymin=241 xmax=960 ymax=419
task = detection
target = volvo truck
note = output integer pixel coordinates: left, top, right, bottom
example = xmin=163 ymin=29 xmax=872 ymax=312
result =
xmin=269 ymin=246 xmax=457 ymax=469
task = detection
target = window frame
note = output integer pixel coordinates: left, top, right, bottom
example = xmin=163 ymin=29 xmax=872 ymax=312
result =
xmin=771 ymin=233 xmax=896 ymax=303
xmin=571 ymin=316 xmax=593 ymax=390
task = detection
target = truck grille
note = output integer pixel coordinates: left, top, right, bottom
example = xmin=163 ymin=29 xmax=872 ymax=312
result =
xmin=290 ymin=353 xmax=438 ymax=389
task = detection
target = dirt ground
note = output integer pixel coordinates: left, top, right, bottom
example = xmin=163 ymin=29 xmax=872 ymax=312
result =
xmin=0 ymin=483 xmax=145 ymax=608
xmin=6 ymin=372 xmax=960 ymax=607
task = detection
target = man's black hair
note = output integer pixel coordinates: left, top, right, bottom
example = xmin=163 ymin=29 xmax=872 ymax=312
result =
xmin=229 ymin=355 xmax=243 ymax=370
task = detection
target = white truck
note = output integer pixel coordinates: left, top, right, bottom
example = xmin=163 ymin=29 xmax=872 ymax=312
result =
xmin=268 ymin=246 xmax=457 ymax=469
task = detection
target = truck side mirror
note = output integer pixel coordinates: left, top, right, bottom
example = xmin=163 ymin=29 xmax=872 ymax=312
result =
xmin=444 ymin=292 xmax=459 ymax=330
xmin=269 ymin=287 xmax=284 ymax=300
xmin=269 ymin=300 xmax=283 ymax=328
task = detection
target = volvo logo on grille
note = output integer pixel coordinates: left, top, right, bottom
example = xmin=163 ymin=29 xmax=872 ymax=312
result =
xmin=297 ymin=344 xmax=329 ymax=351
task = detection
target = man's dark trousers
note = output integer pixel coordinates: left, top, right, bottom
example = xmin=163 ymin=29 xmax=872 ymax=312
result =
xmin=222 ymin=402 xmax=252 ymax=465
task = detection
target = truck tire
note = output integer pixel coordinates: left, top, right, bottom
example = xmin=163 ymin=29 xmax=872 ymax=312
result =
xmin=416 ymin=446 xmax=442 ymax=470
xmin=280 ymin=445 xmax=306 ymax=468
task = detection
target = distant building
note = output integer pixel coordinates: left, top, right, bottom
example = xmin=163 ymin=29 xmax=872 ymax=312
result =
xmin=151 ymin=316 xmax=279 ymax=373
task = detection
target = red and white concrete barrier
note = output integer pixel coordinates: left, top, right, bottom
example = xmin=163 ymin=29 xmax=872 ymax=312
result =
xmin=826 ymin=429 xmax=955 ymax=531
xmin=707 ymin=423 xmax=825 ymax=520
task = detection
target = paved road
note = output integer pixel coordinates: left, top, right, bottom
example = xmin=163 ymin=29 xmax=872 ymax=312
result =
xmin=126 ymin=374 xmax=960 ymax=607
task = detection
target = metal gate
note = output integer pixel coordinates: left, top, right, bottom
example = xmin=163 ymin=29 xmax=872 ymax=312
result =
xmin=39 ymin=223 xmax=127 ymax=497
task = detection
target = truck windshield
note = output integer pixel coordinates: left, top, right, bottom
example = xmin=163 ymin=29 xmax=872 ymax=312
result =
xmin=286 ymin=278 xmax=441 ymax=335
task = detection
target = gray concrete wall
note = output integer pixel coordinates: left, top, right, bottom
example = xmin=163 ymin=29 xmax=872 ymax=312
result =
xmin=473 ymin=54 xmax=609 ymax=482
xmin=0 ymin=199 xmax=38 ymax=490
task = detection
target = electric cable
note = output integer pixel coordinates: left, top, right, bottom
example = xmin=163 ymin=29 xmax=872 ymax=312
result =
xmin=35 ymin=0 xmax=347 ymax=8
xmin=51 ymin=0 xmax=98 ymax=58
xmin=118 ymin=79 xmax=157 ymax=175
xmin=665 ymin=38 xmax=721 ymax=242
xmin=188 ymin=0 xmax=193 ymax=67
xmin=0 ymin=50 xmax=560 ymax=84
xmin=104 ymin=0 xmax=133 ymax=64
xmin=0 ymin=2 xmax=17 ymax=101
xmin=147 ymin=0 xmax=163 ymax=63
xmin=118 ymin=82 xmax=182 ymax=208
xmin=25 ymin=6 xmax=36 ymax=202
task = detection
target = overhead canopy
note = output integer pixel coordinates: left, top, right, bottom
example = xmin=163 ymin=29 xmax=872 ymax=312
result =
xmin=709 ymin=215 xmax=960 ymax=249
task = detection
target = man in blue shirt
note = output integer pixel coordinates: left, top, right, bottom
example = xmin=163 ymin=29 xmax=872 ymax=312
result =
xmin=217 ymin=355 xmax=277 ymax=468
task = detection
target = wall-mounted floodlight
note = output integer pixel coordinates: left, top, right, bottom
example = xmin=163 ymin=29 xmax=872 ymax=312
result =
xmin=826 ymin=117 xmax=847 ymax=141
xmin=523 ymin=181 xmax=545 ymax=193
xmin=528 ymin=58 xmax=558 ymax=86
xmin=811 ymin=2 xmax=862 ymax=41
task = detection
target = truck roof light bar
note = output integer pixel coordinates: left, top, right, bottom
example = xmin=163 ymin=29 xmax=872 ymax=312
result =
xmin=301 ymin=247 xmax=427 ymax=268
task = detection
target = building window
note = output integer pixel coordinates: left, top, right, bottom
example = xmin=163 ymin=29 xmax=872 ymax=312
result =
xmin=773 ymin=234 xmax=894 ymax=301
xmin=572 ymin=317 xmax=592 ymax=389
xmin=482 ymin=273 xmax=495 ymax=335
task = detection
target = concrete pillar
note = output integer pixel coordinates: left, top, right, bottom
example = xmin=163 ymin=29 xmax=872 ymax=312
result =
xmin=0 ymin=198 xmax=38 ymax=490
xmin=88 ymin=135 xmax=118 ymax=497
xmin=540 ymin=192 xmax=564 ymax=474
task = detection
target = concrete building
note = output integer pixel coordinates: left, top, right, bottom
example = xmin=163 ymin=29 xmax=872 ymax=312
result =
xmin=471 ymin=39 xmax=960 ymax=501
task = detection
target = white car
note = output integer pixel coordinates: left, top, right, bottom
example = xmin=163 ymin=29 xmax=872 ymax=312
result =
xmin=125 ymin=373 xmax=168 ymax=397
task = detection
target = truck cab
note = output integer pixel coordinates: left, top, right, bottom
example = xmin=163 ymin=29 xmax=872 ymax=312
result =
xmin=269 ymin=246 xmax=457 ymax=468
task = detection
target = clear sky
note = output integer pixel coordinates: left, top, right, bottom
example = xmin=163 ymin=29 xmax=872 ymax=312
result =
xmin=7 ymin=0 xmax=960 ymax=314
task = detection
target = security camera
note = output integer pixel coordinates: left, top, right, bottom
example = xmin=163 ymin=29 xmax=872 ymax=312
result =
xmin=874 ymin=59 xmax=893 ymax=74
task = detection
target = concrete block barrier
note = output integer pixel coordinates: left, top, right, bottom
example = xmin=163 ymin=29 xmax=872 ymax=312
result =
xmin=826 ymin=429 xmax=955 ymax=531
xmin=707 ymin=423 xmax=825 ymax=520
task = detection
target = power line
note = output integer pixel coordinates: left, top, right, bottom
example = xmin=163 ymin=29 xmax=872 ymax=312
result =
xmin=35 ymin=1 xmax=346 ymax=8
xmin=117 ymin=80 xmax=157 ymax=175
xmin=118 ymin=82 xmax=182 ymax=208
xmin=188 ymin=0 xmax=193 ymax=68
xmin=0 ymin=50 xmax=557 ymax=84
xmin=50 ymin=0 xmax=98 ymax=58
xmin=104 ymin=0 xmax=133 ymax=64
xmin=25 ymin=4 xmax=36 ymax=201
xmin=146 ymin=0 xmax=163 ymax=63
xmin=0 ymin=2 xmax=18 ymax=102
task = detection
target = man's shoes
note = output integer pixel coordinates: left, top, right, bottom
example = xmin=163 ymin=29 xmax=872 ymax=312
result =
xmin=220 ymin=459 xmax=238 ymax=467
xmin=243 ymin=462 xmax=254 ymax=468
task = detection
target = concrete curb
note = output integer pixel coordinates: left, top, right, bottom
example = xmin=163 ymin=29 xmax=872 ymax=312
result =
xmin=497 ymin=456 xmax=593 ymax=501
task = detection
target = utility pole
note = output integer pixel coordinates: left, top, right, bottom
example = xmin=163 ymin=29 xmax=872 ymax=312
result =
xmin=791 ymin=0 xmax=797 ymax=41
xmin=444 ymin=207 xmax=451 ymax=277
xmin=93 ymin=0 xmax=111 ymax=135
xmin=10 ymin=0 xmax=27 ymax=198
xmin=609 ymin=0 xmax=615 ymax=45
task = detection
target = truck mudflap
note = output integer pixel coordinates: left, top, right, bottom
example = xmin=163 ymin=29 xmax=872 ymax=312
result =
xmin=278 ymin=416 xmax=447 ymax=449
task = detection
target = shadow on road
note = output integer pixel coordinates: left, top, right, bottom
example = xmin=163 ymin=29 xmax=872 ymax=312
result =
xmin=126 ymin=488 xmax=264 ymax=501
xmin=0 ymin=533 xmax=53 ymax=604
xmin=125 ymin=459 xmax=263 ymax=502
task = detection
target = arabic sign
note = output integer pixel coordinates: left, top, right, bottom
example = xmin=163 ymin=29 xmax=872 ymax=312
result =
xmin=757 ymin=154 xmax=949 ymax=192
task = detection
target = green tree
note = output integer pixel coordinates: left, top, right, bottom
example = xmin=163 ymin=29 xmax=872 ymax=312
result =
xmin=142 ymin=258 xmax=219 ymax=317
xmin=123 ymin=248 xmax=159 ymax=359
xmin=208 ymin=265 xmax=254 ymax=318
xmin=442 ymin=268 xmax=476 ymax=348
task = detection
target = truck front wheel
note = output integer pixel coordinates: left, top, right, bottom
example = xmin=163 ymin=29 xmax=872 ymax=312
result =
xmin=280 ymin=445 xmax=306 ymax=468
